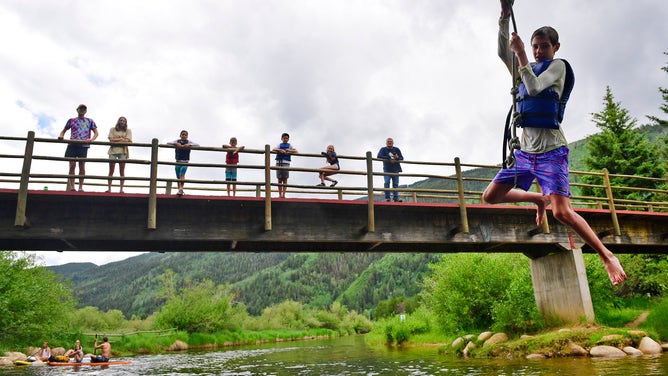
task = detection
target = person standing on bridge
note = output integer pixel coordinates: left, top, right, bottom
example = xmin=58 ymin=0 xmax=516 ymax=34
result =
xmin=377 ymin=137 xmax=403 ymax=202
xmin=107 ymin=116 xmax=132 ymax=193
xmin=272 ymin=132 xmax=298 ymax=198
xmin=168 ymin=130 xmax=199 ymax=196
xmin=317 ymin=144 xmax=339 ymax=187
xmin=482 ymin=1 xmax=626 ymax=285
xmin=58 ymin=104 xmax=98 ymax=192
xmin=223 ymin=137 xmax=245 ymax=196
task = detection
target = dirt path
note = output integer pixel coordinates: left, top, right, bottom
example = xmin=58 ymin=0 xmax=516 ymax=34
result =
xmin=625 ymin=311 xmax=650 ymax=328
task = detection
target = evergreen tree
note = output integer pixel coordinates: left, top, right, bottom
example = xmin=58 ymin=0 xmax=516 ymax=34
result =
xmin=581 ymin=86 xmax=666 ymax=202
xmin=647 ymin=52 xmax=668 ymax=128
xmin=646 ymin=52 xmax=668 ymax=162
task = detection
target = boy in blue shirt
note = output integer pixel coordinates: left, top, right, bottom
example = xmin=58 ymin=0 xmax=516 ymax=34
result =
xmin=272 ymin=133 xmax=298 ymax=198
xmin=168 ymin=130 xmax=199 ymax=196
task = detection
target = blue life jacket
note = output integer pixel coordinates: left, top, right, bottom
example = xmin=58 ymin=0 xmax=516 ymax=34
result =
xmin=275 ymin=142 xmax=292 ymax=162
xmin=175 ymin=139 xmax=192 ymax=161
xmin=515 ymin=59 xmax=574 ymax=129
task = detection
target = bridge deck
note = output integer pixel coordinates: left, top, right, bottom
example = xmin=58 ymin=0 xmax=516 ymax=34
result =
xmin=2 ymin=189 xmax=666 ymax=254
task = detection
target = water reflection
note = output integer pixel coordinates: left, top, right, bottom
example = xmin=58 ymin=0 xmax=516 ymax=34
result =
xmin=3 ymin=336 xmax=667 ymax=375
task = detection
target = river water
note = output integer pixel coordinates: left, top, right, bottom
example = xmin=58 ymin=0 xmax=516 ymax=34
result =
xmin=4 ymin=336 xmax=667 ymax=375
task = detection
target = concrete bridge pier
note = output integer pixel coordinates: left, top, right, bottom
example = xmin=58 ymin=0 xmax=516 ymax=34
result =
xmin=529 ymin=247 xmax=595 ymax=323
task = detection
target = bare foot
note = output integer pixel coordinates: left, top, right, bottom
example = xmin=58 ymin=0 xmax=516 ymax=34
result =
xmin=604 ymin=256 xmax=627 ymax=286
xmin=535 ymin=196 xmax=550 ymax=226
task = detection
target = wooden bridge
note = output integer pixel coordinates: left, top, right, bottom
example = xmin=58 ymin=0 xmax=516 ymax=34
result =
xmin=1 ymin=131 xmax=665 ymax=254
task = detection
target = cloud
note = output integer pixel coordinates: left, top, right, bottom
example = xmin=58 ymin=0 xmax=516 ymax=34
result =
xmin=1 ymin=0 xmax=665 ymax=265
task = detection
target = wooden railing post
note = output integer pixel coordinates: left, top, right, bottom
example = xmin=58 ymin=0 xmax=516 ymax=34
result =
xmin=15 ymin=131 xmax=35 ymax=227
xmin=602 ymin=168 xmax=621 ymax=236
xmin=366 ymin=151 xmax=375 ymax=233
xmin=454 ymin=157 xmax=469 ymax=234
xmin=264 ymin=144 xmax=272 ymax=231
xmin=147 ymin=138 xmax=159 ymax=230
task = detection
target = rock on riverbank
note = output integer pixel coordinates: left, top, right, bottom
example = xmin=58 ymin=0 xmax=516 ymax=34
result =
xmin=449 ymin=326 xmax=665 ymax=359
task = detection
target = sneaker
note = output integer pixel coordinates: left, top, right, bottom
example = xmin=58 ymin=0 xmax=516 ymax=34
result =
xmin=385 ymin=198 xmax=391 ymax=202
xmin=393 ymin=198 xmax=402 ymax=202
xmin=330 ymin=180 xmax=338 ymax=187
xmin=317 ymin=183 xmax=325 ymax=186
xmin=177 ymin=189 xmax=184 ymax=195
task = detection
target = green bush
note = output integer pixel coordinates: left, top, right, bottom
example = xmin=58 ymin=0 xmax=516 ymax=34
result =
xmin=375 ymin=296 xmax=419 ymax=319
xmin=0 ymin=252 xmax=76 ymax=348
xmin=491 ymin=264 xmax=545 ymax=334
xmin=375 ymin=307 xmax=433 ymax=345
xmin=644 ymin=297 xmax=668 ymax=341
xmin=421 ymin=253 xmax=535 ymax=333
xmin=393 ymin=325 xmax=410 ymax=344
xmin=615 ymin=255 xmax=668 ymax=297
xmin=384 ymin=323 xmax=395 ymax=343
xmin=153 ymin=280 xmax=235 ymax=333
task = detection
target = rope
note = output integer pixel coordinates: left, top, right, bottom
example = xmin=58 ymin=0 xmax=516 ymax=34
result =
xmin=502 ymin=0 xmax=521 ymax=172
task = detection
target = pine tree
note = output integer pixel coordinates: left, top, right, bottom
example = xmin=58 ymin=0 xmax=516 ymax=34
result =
xmin=646 ymin=51 xmax=668 ymax=162
xmin=581 ymin=86 xmax=666 ymax=203
xmin=647 ymin=52 xmax=668 ymax=128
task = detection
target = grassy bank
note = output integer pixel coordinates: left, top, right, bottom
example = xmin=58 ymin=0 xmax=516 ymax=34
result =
xmin=2 ymin=328 xmax=340 ymax=357
xmin=367 ymin=322 xmax=662 ymax=358
xmin=101 ymin=328 xmax=339 ymax=356
xmin=364 ymin=296 xmax=668 ymax=358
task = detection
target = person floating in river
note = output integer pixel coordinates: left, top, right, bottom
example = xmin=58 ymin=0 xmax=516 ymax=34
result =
xmin=37 ymin=341 xmax=51 ymax=362
xmin=63 ymin=339 xmax=84 ymax=363
xmin=482 ymin=0 xmax=626 ymax=285
xmin=90 ymin=336 xmax=111 ymax=363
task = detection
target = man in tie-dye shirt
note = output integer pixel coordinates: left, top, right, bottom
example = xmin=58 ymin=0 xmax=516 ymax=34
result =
xmin=58 ymin=104 xmax=98 ymax=191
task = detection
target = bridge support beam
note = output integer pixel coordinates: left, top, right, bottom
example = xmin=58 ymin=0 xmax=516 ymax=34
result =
xmin=529 ymin=248 xmax=595 ymax=323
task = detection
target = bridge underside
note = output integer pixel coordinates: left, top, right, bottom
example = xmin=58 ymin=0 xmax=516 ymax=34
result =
xmin=2 ymin=190 xmax=666 ymax=254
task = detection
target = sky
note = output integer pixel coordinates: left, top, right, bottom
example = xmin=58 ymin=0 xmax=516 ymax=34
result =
xmin=1 ymin=0 xmax=666 ymax=266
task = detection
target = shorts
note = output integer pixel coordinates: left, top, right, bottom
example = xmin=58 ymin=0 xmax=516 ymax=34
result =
xmin=276 ymin=161 xmax=290 ymax=180
xmin=225 ymin=167 xmax=238 ymax=181
xmin=492 ymin=146 xmax=571 ymax=197
xmin=65 ymin=144 xmax=89 ymax=158
xmin=109 ymin=153 xmax=127 ymax=160
xmin=175 ymin=162 xmax=188 ymax=178
xmin=90 ymin=355 xmax=109 ymax=363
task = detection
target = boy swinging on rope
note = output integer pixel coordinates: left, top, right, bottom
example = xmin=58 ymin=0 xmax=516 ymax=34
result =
xmin=482 ymin=0 xmax=626 ymax=285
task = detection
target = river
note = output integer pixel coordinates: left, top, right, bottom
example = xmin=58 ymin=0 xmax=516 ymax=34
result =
xmin=4 ymin=336 xmax=667 ymax=375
